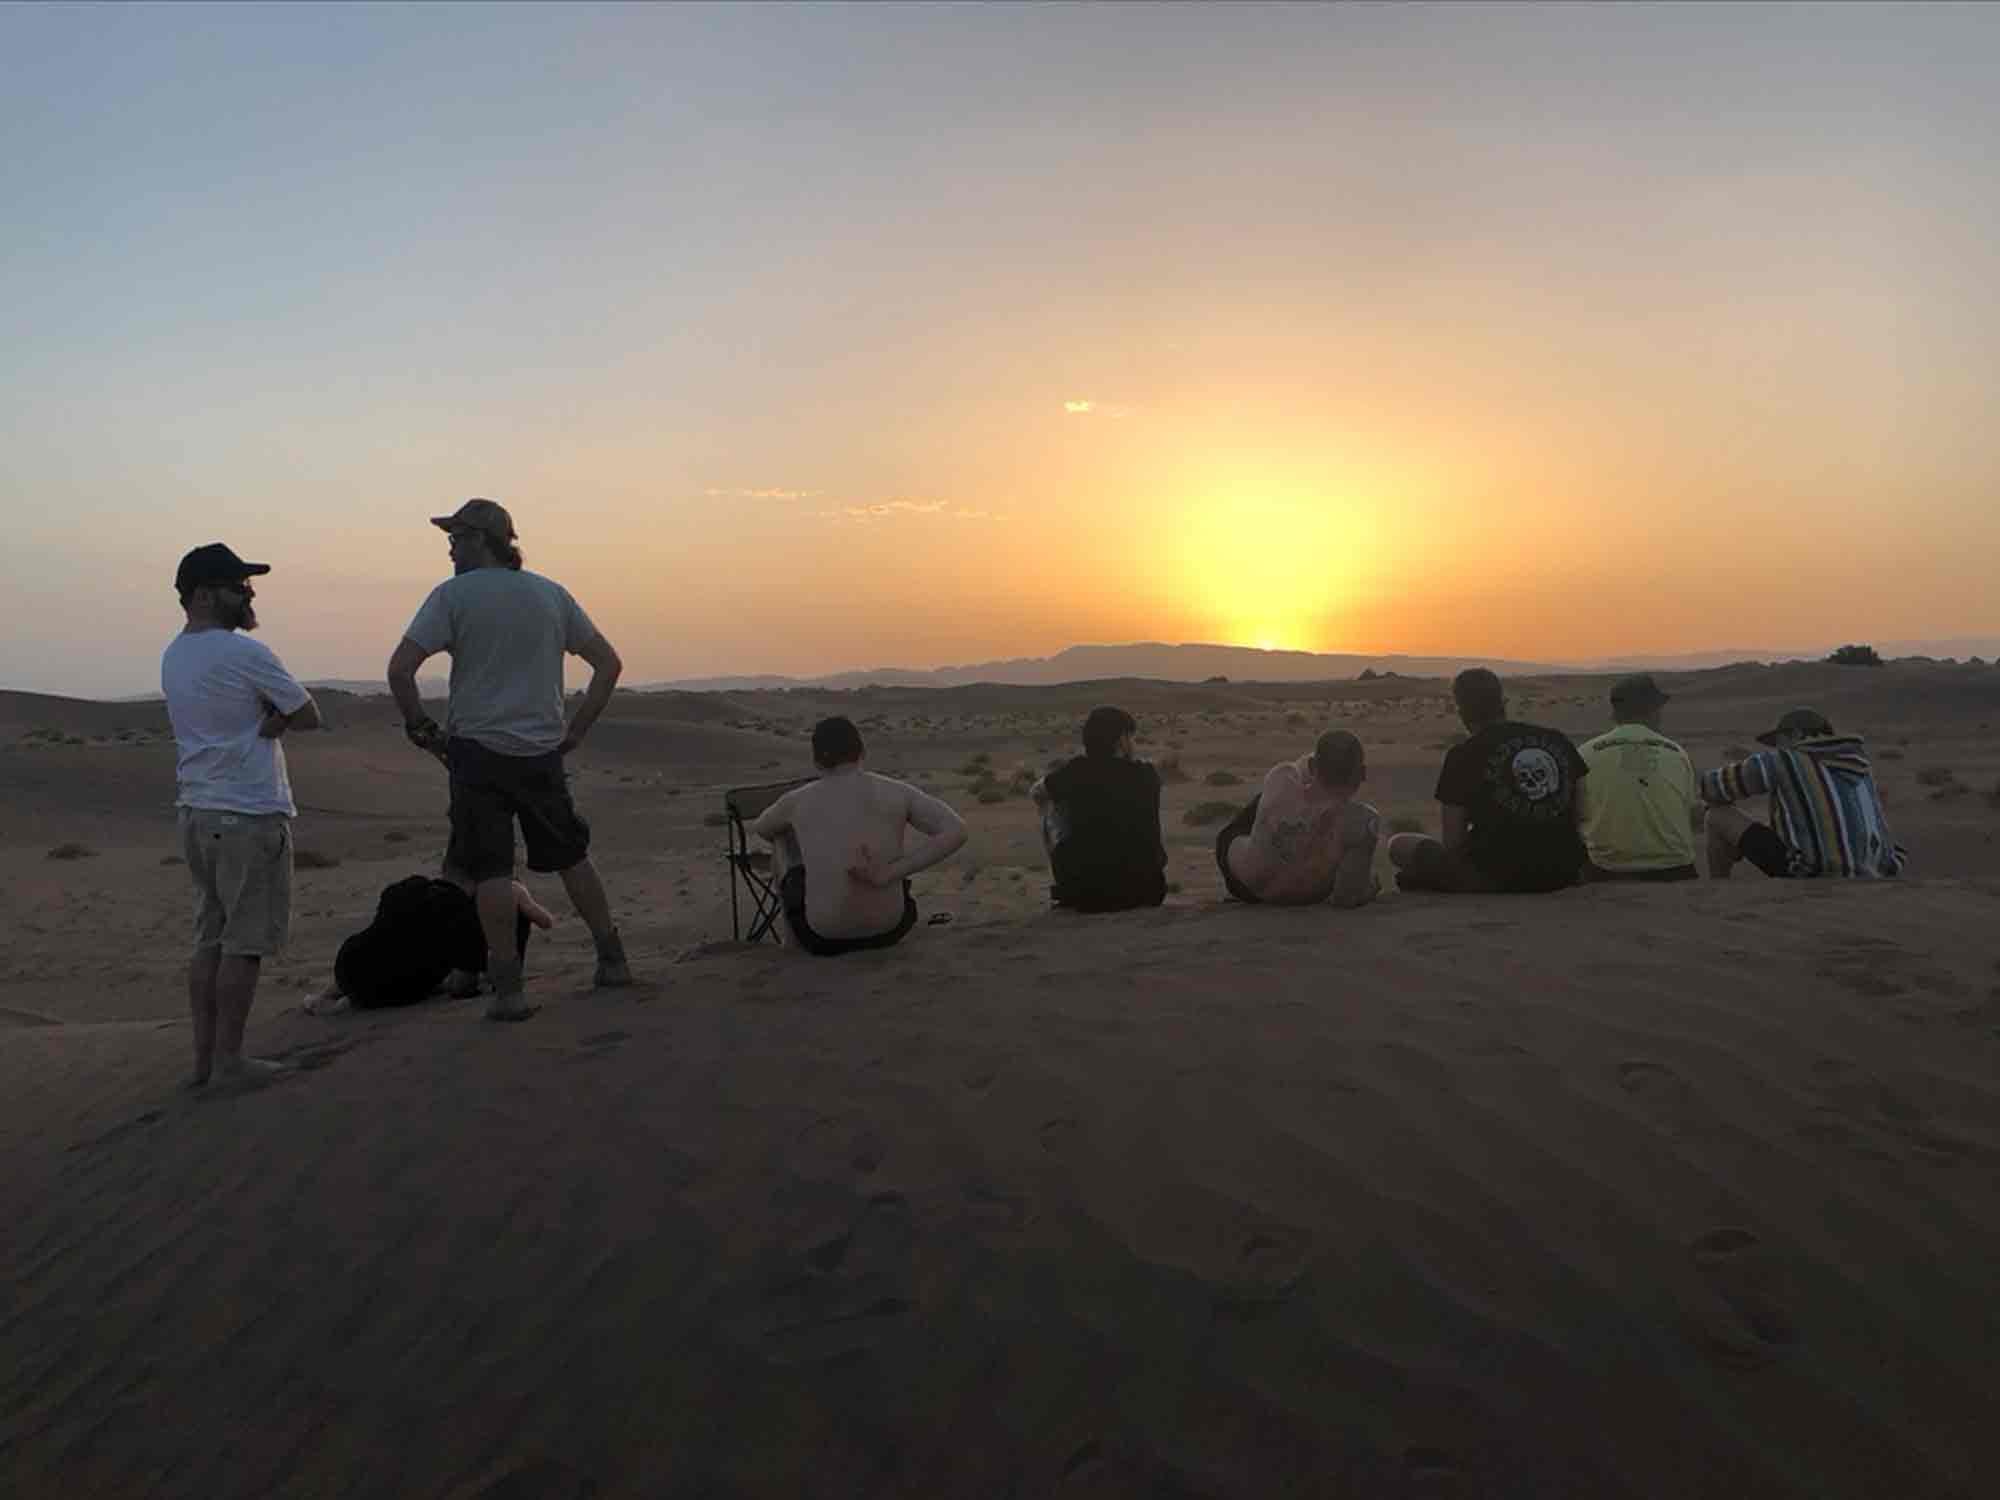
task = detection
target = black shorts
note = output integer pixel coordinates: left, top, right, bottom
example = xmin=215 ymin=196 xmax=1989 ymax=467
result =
xmin=780 ymin=866 xmax=917 ymax=957
xmin=1213 ymin=796 xmax=1262 ymax=903
xmin=1394 ymin=839 xmax=1503 ymax=894
xmin=445 ymin=737 xmax=590 ymax=883
xmin=1738 ymin=822 xmax=1800 ymax=879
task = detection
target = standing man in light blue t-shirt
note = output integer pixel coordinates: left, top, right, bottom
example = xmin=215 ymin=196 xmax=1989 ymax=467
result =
xmin=386 ymin=499 xmax=631 ymax=1020
xmin=162 ymin=543 xmax=321 ymax=1090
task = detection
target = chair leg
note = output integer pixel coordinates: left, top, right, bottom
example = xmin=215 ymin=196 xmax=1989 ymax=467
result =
xmin=729 ymin=820 xmax=742 ymax=942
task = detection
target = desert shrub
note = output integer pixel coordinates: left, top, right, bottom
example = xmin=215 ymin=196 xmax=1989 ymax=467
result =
xmin=1876 ymin=746 xmax=1905 ymax=760
xmin=1204 ymin=769 xmax=1242 ymax=787
xmin=1182 ymin=800 xmax=1239 ymax=826
xmin=294 ymin=849 xmax=341 ymax=870
xmin=977 ymin=787 xmax=1009 ymax=805
xmin=1284 ymin=712 xmax=1308 ymax=729
xmin=1915 ymin=766 xmax=1958 ymax=788
xmin=46 ymin=842 xmax=96 ymax=860
xmin=1386 ymin=814 xmax=1425 ymax=835
xmin=959 ymin=753 xmax=991 ymax=775
xmin=384 ymin=830 xmax=411 ymax=843
xmin=1827 ymin=643 xmax=1883 ymax=666
xmin=1008 ymin=766 xmax=1037 ymax=794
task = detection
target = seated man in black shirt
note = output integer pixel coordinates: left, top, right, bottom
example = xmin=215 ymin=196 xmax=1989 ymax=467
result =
xmin=1388 ymin=668 xmax=1588 ymax=894
xmin=1031 ymin=705 xmax=1168 ymax=913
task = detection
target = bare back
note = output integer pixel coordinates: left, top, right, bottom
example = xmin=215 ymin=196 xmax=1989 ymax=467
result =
xmin=1227 ymin=760 xmax=1362 ymax=904
xmin=764 ymin=770 xmax=959 ymax=939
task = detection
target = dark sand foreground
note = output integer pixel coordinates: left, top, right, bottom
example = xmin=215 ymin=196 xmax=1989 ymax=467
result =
xmin=4 ymin=662 xmax=1999 ymax=1496
xmin=5 ymin=878 xmax=1999 ymax=1498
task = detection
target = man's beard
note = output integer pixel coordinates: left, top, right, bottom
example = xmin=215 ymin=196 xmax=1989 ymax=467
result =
xmin=227 ymin=599 xmax=258 ymax=632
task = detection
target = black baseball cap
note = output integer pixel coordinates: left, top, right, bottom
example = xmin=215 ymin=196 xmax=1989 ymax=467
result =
xmin=1756 ymin=707 xmax=1834 ymax=746
xmin=175 ymin=543 xmax=270 ymax=594
xmin=1609 ymin=673 xmax=1670 ymax=709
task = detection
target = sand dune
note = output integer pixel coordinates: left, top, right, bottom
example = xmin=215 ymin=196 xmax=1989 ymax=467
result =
xmin=3 ymin=662 xmax=1998 ymax=1495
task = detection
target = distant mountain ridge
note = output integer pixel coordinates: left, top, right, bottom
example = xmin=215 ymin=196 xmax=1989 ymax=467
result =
xmin=632 ymin=637 xmax=2000 ymax=693
xmin=81 ymin=638 xmax=1999 ymax=702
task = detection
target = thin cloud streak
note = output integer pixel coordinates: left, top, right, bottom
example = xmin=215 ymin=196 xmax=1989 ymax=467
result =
xmin=817 ymin=497 xmax=1006 ymax=523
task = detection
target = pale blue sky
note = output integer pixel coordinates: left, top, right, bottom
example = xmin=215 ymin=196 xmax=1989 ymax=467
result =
xmin=4 ymin=3 xmax=1997 ymax=694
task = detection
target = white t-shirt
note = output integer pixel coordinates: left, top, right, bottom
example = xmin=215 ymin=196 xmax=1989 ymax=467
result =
xmin=161 ymin=629 xmax=311 ymax=816
xmin=403 ymin=569 xmax=599 ymax=757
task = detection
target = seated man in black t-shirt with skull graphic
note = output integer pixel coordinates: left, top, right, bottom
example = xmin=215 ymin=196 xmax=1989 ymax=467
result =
xmin=1388 ymin=668 xmax=1589 ymax=894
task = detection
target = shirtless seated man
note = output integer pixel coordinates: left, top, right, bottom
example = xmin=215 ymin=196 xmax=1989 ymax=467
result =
xmin=1215 ymin=729 xmax=1381 ymax=907
xmin=752 ymin=715 xmax=968 ymax=956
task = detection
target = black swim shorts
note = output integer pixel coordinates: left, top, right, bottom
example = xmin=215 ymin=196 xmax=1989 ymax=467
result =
xmin=780 ymin=865 xmax=918 ymax=957
xmin=1213 ymin=795 xmax=1262 ymax=903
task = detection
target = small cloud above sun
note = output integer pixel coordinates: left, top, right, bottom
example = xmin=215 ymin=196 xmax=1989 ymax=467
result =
xmin=1063 ymin=399 xmax=1095 ymax=415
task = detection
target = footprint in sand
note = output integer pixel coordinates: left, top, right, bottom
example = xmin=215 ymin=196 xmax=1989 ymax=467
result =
xmin=1615 ymin=1060 xmax=1703 ymax=1137
xmin=1214 ymin=1222 xmax=1313 ymax=1318
xmin=749 ymin=1191 xmax=919 ymax=1365
xmin=1686 ymin=1226 xmax=1797 ymax=1369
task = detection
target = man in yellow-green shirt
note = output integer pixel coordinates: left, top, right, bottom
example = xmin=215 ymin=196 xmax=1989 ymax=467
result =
xmin=1576 ymin=674 xmax=1699 ymax=882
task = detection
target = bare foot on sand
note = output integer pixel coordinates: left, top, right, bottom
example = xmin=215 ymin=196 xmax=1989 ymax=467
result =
xmin=485 ymin=998 xmax=539 ymax=1023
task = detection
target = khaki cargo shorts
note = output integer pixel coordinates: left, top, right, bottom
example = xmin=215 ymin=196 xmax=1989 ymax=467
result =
xmin=179 ymin=807 xmax=293 ymax=957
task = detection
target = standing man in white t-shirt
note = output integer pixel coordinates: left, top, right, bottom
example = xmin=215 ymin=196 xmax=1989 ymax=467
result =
xmin=386 ymin=500 xmax=631 ymax=1021
xmin=161 ymin=543 xmax=321 ymax=1089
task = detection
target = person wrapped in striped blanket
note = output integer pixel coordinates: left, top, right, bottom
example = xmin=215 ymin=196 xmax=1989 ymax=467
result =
xmin=1698 ymin=707 xmax=1906 ymax=879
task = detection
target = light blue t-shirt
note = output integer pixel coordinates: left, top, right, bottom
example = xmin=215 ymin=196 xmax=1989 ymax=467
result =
xmin=403 ymin=569 xmax=598 ymax=756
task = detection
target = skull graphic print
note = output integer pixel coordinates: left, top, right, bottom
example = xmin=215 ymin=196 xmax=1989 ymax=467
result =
xmin=1510 ymin=747 xmax=1562 ymax=803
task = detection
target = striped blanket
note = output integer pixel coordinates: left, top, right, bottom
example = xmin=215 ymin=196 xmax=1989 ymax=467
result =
xmin=1699 ymin=736 xmax=1906 ymax=878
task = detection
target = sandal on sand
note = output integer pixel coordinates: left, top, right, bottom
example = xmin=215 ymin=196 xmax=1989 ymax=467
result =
xmin=926 ymin=911 xmax=954 ymax=927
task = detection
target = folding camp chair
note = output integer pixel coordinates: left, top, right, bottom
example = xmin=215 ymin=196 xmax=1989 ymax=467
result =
xmin=723 ymin=779 xmax=812 ymax=943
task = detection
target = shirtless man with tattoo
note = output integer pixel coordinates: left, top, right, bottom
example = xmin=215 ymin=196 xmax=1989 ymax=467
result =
xmin=1215 ymin=730 xmax=1380 ymax=907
